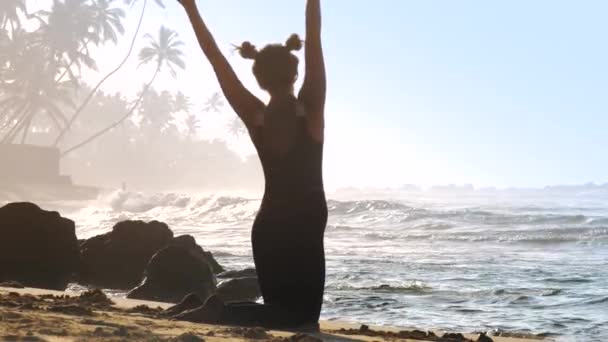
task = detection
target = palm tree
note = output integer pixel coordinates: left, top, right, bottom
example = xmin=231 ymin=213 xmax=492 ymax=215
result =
xmin=184 ymin=113 xmax=200 ymax=139
xmin=0 ymin=0 xmax=26 ymax=34
xmin=35 ymin=0 xmax=99 ymax=79
xmin=0 ymin=43 xmax=75 ymax=144
xmin=172 ymin=91 xmax=191 ymax=113
xmin=0 ymin=28 xmax=36 ymax=128
xmin=202 ymin=92 xmax=224 ymax=113
xmin=138 ymin=89 xmax=175 ymax=134
xmin=137 ymin=26 xmax=184 ymax=76
xmin=92 ymin=0 xmax=125 ymax=45
xmin=227 ymin=117 xmax=247 ymax=138
xmin=52 ymin=0 xmax=164 ymax=147
xmin=61 ymin=25 xmax=185 ymax=157
xmin=53 ymin=0 xmax=126 ymax=84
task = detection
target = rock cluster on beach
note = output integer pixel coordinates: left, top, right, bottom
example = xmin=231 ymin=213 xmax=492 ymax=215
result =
xmin=0 ymin=202 xmax=260 ymax=305
xmin=0 ymin=202 xmax=80 ymax=290
xmin=79 ymin=219 xmax=175 ymax=289
xmin=127 ymin=244 xmax=216 ymax=303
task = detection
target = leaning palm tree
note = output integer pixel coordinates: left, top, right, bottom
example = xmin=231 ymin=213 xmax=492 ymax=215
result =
xmin=52 ymin=0 xmax=164 ymax=147
xmin=61 ymin=25 xmax=184 ymax=157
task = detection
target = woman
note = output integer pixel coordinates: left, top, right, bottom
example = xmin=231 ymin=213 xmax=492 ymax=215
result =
xmin=173 ymin=0 xmax=327 ymax=330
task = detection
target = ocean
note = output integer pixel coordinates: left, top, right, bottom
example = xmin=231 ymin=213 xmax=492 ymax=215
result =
xmin=9 ymin=188 xmax=608 ymax=342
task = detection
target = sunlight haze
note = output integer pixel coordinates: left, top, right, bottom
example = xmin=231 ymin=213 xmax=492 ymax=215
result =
xmin=21 ymin=0 xmax=608 ymax=188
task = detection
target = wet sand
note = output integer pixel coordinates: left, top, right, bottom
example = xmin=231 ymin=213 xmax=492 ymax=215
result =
xmin=0 ymin=286 xmax=549 ymax=342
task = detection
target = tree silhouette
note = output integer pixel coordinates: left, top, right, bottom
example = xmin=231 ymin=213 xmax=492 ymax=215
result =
xmin=227 ymin=117 xmax=247 ymax=138
xmin=139 ymin=89 xmax=175 ymax=135
xmin=172 ymin=90 xmax=191 ymax=113
xmin=184 ymin=113 xmax=200 ymax=139
xmin=91 ymin=0 xmax=125 ymax=45
xmin=202 ymin=92 xmax=224 ymax=113
xmin=0 ymin=40 xmax=75 ymax=144
xmin=61 ymin=25 xmax=184 ymax=156
xmin=0 ymin=0 xmax=26 ymax=34
xmin=53 ymin=0 xmax=162 ymax=147
xmin=35 ymin=0 xmax=99 ymax=80
xmin=0 ymin=1 xmax=259 ymax=191
xmin=53 ymin=0 xmax=126 ymax=84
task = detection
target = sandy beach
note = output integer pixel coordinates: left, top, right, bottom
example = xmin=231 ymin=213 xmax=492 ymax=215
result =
xmin=0 ymin=286 xmax=549 ymax=342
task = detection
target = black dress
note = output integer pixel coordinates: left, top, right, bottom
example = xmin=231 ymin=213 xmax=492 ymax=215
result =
xmin=222 ymin=102 xmax=328 ymax=329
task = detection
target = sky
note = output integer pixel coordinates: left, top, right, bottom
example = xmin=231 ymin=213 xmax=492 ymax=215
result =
xmin=31 ymin=0 xmax=608 ymax=189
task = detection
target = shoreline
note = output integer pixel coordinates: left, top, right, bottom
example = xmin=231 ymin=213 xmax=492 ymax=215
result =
xmin=0 ymin=286 xmax=550 ymax=342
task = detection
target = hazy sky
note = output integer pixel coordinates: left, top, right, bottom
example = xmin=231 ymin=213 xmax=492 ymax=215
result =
xmin=36 ymin=0 xmax=608 ymax=188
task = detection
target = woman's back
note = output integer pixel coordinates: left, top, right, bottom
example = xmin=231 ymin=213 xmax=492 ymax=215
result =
xmin=254 ymin=100 xmax=325 ymax=203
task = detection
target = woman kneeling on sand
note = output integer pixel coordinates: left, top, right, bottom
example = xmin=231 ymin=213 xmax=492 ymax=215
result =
xmin=171 ymin=0 xmax=328 ymax=331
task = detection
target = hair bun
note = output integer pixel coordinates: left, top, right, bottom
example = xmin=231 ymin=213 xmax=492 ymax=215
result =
xmin=285 ymin=34 xmax=303 ymax=52
xmin=239 ymin=41 xmax=258 ymax=59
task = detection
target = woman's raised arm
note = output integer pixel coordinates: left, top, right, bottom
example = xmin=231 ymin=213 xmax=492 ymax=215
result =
xmin=298 ymin=0 xmax=326 ymax=142
xmin=179 ymin=0 xmax=264 ymax=127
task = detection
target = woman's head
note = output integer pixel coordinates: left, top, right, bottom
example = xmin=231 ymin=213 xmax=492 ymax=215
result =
xmin=238 ymin=34 xmax=302 ymax=94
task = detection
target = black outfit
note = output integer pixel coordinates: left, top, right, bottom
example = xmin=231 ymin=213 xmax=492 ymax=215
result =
xmin=221 ymin=103 xmax=328 ymax=329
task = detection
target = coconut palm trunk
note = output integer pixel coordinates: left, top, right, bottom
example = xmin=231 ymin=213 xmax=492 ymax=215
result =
xmin=54 ymin=40 xmax=90 ymax=84
xmin=19 ymin=113 xmax=33 ymax=144
xmin=1 ymin=106 xmax=30 ymax=144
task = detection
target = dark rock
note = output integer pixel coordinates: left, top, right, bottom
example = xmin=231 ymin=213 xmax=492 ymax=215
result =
xmin=171 ymin=235 xmax=224 ymax=274
xmin=164 ymin=293 xmax=204 ymax=316
xmin=216 ymin=277 xmax=261 ymax=303
xmin=79 ymin=220 xmax=173 ymax=289
xmin=92 ymin=327 xmax=112 ymax=337
xmin=243 ymin=327 xmax=268 ymax=339
xmin=477 ymin=332 xmax=494 ymax=342
xmin=127 ymin=245 xmax=216 ymax=303
xmin=78 ymin=289 xmax=114 ymax=307
xmin=217 ymin=268 xmax=257 ymax=279
xmin=0 ymin=202 xmax=80 ymax=290
xmin=441 ymin=332 xmax=467 ymax=341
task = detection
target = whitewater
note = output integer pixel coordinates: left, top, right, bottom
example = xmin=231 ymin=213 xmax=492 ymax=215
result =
xmin=10 ymin=188 xmax=608 ymax=341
